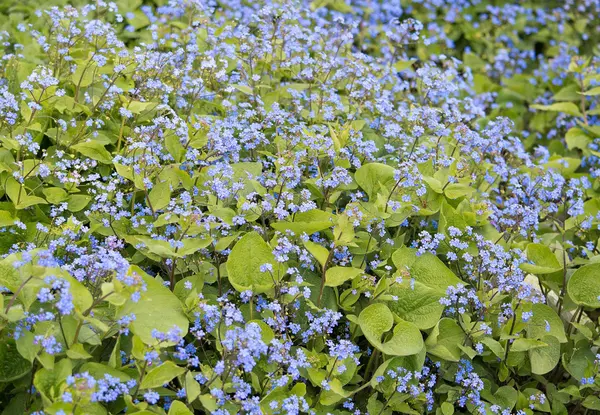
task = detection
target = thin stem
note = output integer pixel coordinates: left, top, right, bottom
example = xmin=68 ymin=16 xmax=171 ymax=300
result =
xmin=317 ymin=248 xmax=335 ymax=307
xmin=5 ymin=276 xmax=34 ymax=314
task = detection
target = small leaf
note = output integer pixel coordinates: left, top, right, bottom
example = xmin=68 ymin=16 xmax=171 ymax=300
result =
xmin=67 ymin=343 xmax=93 ymax=360
xmin=444 ymin=183 xmax=473 ymax=199
xmin=521 ymin=243 xmax=562 ymax=274
xmin=582 ymin=86 xmax=600 ymax=96
xmin=304 ymin=241 xmax=329 ymax=268
xmin=185 ymin=371 xmax=201 ymax=403
xmin=271 ymin=209 xmax=335 ymax=235
xmin=325 ymin=266 xmax=363 ymax=287
xmin=141 ymin=361 xmax=186 ymax=389
xmin=68 ymin=194 xmax=92 ymax=212
xmin=232 ymin=84 xmax=253 ymax=95
xmin=148 ymin=180 xmax=171 ymax=211
xmin=71 ymin=140 xmax=113 ymax=164
xmin=42 ymin=187 xmax=68 ymax=204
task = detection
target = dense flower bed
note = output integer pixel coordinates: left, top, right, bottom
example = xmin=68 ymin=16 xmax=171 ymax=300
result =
xmin=0 ymin=0 xmax=599 ymax=414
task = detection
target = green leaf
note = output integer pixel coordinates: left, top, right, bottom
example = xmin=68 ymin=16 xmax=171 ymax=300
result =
xmin=133 ymin=235 xmax=211 ymax=258
xmin=199 ymin=394 xmax=218 ymax=412
xmin=185 ymin=371 xmax=201 ymax=404
xmin=68 ymin=194 xmax=92 ymax=212
xmin=34 ymin=358 xmax=71 ymax=403
xmin=529 ymin=335 xmax=560 ymax=375
xmin=438 ymin=201 xmax=467 ymax=234
xmin=567 ymin=263 xmax=600 ymax=308
xmin=17 ymin=195 xmax=48 ymax=209
xmin=178 ymin=238 xmax=213 ymax=256
xmin=165 ymin=134 xmax=185 ymax=162
xmin=304 ymin=241 xmax=329 ymax=268
xmin=128 ymin=101 xmax=159 ymax=114
xmin=480 ymin=337 xmax=504 ymax=359
xmin=325 ymin=266 xmax=363 ymax=287
xmin=358 ymin=303 xmax=423 ymax=356
xmin=493 ymin=386 xmax=518 ymax=410
xmin=510 ymin=338 xmax=547 ymax=352
xmin=80 ymin=362 xmax=131 ymax=381
xmin=531 ymin=102 xmax=583 ymax=117
xmin=67 ymin=343 xmax=93 ymax=360
xmin=565 ymin=127 xmax=591 ymax=150
xmin=521 ymin=243 xmax=562 ymax=274
xmin=0 ymin=210 xmax=15 ymax=227
xmin=354 ymin=163 xmax=396 ymax=201
xmin=141 ymin=361 xmax=186 ymax=389
xmin=0 ymin=340 xmax=32 ymax=382
xmin=0 ymin=259 xmax=23 ymax=292
xmin=226 ymin=232 xmax=282 ymax=294
xmin=526 ymin=303 xmax=567 ymax=343
xmin=441 ymin=402 xmax=454 ymax=415
xmin=168 ymin=401 xmax=194 ymax=415
xmin=148 ymin=180 xmax=171 ymax=211
xmin=583 ymin=396 xmax=600 ymax=411
xmin=425 ymin=318 xmax=465 ymax=362
xmin=72 ymin=63 xmax=97 ymax=87
xmin=42 ymin=187 xmax=68 ymax=204
xmin=389 ymin=248 xmax=462 ymax=329
xmin=444 ymin=183 xmax=473 ymax=199
xmin=582 ymin=86 xmax=600 ymax=96
xmin=71 ymin=140 xmax=113 ymax=164
xmin=117 ymin=266 xmax=189 ymax=344
xmin=271 ymin=209 xmax=335 ymax=235
xmin=232 ymin=84 xmax=253 ymax=95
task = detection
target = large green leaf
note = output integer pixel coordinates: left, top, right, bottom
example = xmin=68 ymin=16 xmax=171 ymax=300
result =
xmin=271 ymin=209 xmax=335 ymax=235
xmin=226 ymin=231 xmax=283 ymax=293
xmin=117 ymin=266 xmax=189 ymax=344
xmin=567 ymin=263 xmax=600 ymax=308
xmin=33 ymin=358 xmax=71 ymax=403
xmin=354 ymin=163 xmax=396 ymax=201
xmin=531 ymin=102 xmax=583 ymax=117
xmin=358 ymin=303 xmax=423 ymax=356
xmin=148 ymin=180 xmax=172 ymax=211
xmin=526 ymin=303 xmax=567 ymax=343
xmin=529 ymin=335 xmax=560 ymax=375
xmin=0 ymin=340 xmax=32 ymax=382
xmin=425 ymin=318 xmax=465 ymax=362
xmin=304 ymin=240 xmax=329 ymax=268
xmin=389 ymin=248 xmax=462 ymax=329
xmin=71 ymin=140 xmax=113 ymax=164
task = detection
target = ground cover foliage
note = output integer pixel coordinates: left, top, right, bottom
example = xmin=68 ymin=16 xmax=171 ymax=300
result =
xmin=0 ymin=0 xmax=599 ymax=414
